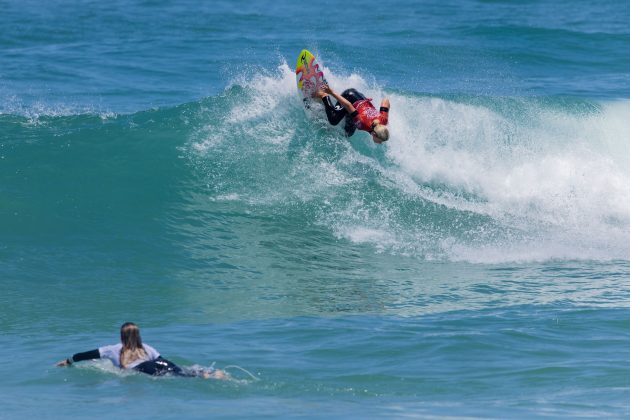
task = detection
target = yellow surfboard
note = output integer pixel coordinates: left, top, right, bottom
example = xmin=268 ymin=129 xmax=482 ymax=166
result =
xmin=295 ymin=49 xmax=327 ymax=103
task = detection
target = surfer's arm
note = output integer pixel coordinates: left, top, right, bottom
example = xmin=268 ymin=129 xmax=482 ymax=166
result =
xmin=379 ymin=98 xmax=390 ymax=125
xmin=322 ymin=86 xmax=356 ymax=114
xmin=380 ymin=98 xmax=390 ymax=112
xmin=56 ymin=349 xmax=101 ymax=366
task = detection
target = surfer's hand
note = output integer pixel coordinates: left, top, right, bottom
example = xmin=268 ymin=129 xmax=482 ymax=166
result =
xmin=316 ymin=89 xmax=328 ymax=98
xmin=56 ymin=359 xmax=71 ymax=367
xmin=321 ymin=84 xmax=333 ymax=95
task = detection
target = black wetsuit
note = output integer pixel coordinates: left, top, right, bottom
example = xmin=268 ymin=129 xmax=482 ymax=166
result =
xmin=134 ymin=357 xmax=192 ymax=376
xmin=321 ymin=88 xmax=366 ymax=137
xmin=69 ymin=349 xmax=199 ymax=377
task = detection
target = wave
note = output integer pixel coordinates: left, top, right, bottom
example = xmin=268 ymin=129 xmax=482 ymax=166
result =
xmin=188 ymin=60 xmax=630 ymax=263
xmin=4 ymin=58 xmax=630 ymax=263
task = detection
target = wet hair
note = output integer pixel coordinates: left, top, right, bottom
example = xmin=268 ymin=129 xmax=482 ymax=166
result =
xmin=119 ymin=322 xmax=147 ymax=368
xmin=373 ymin=123 xmax=389 ymax=142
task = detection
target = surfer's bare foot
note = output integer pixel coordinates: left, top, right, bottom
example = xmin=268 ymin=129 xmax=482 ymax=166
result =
xmin=202 ymin=369 xmax=228 ymax=380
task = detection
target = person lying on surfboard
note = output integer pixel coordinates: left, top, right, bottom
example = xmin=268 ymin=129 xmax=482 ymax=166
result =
xmin=316 ymin=84 xmax=390 ymax=144
xmin=56 ymin=322 xmax=228 ymax=379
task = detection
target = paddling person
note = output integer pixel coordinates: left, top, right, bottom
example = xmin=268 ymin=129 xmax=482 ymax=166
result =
xmin=56 ymin=322 xmax=227 ymax=379
xmin=316 ymin=84 xmax=390 ymax=143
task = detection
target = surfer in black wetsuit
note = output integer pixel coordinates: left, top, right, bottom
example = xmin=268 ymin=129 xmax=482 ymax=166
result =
xmin=316 ymin=85 xmax=390 ymax=143
xmin=56 ymin=322 xmax=227 ymax=379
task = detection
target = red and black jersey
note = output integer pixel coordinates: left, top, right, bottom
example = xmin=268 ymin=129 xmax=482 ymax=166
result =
xmin=351 ymin=99 xmax=389 ymax=132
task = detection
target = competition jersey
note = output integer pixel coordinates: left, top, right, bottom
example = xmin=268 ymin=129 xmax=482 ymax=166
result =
xmin=98 ymin=343 xmax=160 ymax=368
xmin=352 ymin=99 xmax=389 ymax=132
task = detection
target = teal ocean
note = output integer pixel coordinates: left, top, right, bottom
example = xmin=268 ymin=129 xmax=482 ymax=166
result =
xmin=3 ymin=0 xmax=630 ymax=418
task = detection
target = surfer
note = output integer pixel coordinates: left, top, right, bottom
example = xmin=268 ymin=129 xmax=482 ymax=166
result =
xmin=56 ymin=322 xmax=227 ymax=379
xmin=317 ymin=84 xmax=390 ymax=143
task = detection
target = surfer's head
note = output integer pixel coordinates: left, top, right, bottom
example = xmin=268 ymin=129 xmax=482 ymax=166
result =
xmin=120 ymin=322 xmax=143 ymax=350
xmin=371 ymin=121 xmax=389 ymax=143
xmin=119 ymin=322 xmax=147 ymax=368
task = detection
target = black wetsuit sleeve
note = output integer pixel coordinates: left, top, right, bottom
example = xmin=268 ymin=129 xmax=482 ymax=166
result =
xmin=71 ymin=349 xmax=100 ymax=363
xmin=321 ymin=96 xmax=347 ymax=126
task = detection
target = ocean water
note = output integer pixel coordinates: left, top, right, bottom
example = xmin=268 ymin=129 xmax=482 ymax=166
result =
xmin=2 ymin=0 xmax=630 ymax=418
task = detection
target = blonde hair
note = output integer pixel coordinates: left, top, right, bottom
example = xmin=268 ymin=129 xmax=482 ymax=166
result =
xmin=119 ymin=322 xmax=147 ymax=368
xmin=373 ymin=123 xmax=389 ymax=142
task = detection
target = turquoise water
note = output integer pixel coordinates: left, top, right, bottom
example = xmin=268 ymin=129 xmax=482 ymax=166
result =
xmin=2 ymin=0 xmax=630 ymax=418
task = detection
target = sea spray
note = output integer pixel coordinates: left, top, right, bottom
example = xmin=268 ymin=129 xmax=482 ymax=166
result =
xmin=186 ymin=60 xmax=630 ymax=263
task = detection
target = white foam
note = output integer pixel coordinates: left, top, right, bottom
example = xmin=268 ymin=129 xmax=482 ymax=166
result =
xmin=0 ymin=94 xmax=117 ymax=121
xmin=384 ymin=95 xmax=630 ymax=261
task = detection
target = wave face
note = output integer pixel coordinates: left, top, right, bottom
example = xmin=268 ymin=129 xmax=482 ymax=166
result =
xmin=3 ymin=62 xmax=630 ymax=264
xmin=187 ymin=63 xmax=630 ymax=263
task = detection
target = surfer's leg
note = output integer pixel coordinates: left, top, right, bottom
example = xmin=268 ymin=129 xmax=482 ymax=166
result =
xmin=343 ymin=116 xmax=357 ymax=137
xmin=339 ymin=89 xmax=363 ymax=136
xmin=321 ymin=95 xmax=347 ymax=125
xmin=134 ymin=357 xmax=191 ymax=377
